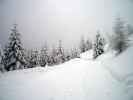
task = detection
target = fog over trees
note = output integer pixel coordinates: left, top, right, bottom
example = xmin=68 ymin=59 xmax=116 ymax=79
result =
xmin=0 ymin=17 xmax=133 ymax=72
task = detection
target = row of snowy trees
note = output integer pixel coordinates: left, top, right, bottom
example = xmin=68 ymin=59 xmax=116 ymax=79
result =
xmin=79 ymin=36 xmax=92 ymax=53
xmin=0 ymin=17 xmax=133 ymax=71
xmin=0 ymin=24 xmax=80 ymax=71
xmin=25 ymin=40 xmax=80 ymax=68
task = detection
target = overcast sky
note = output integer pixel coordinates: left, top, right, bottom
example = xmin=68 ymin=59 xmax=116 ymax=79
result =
xmin=0 ymin=0 xmax=133 ymax=49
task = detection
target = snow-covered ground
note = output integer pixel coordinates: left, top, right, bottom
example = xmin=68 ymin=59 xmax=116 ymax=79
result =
xmin=0 ymin=47 xmax=133 ymax=100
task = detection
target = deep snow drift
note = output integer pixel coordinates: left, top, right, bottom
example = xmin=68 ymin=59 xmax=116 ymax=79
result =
xmin=0 ymin=47 xmax=133 ymax=100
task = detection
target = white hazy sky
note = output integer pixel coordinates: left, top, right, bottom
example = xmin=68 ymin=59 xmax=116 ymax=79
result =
xmin=0 ymin=0 xmax=133 ymax=49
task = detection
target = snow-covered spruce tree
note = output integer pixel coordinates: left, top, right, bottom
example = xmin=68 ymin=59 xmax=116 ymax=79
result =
xmin=79 ymin=36 xmax=86 ymax=53
xmin=47 ymin=45 xmax=57 ymax=66
xmin=111 ymin=17 xmax=129 ymax=54
xmin=24 ymin=49 xmax=35 ymax=68
xmin=93 ymin=32 xmax=105 ymax=59
xmin=28 ymin=50 xmax=39 ymax=68
xmin=3 ymin=24 xmax=26 ymax=71
xmin=40 ymin=43 xmax=49 ymax=67
xmin=56 ymin=40 xmax=65 ymax=64
xmin=22 ymin=49 xmax=30 ymax=68
xmin=70 ymin=48 xmax=80 ymax=59
xmin=64 ymin=51 xmax=71 ymax=61
xmin=85 ymin=38 xmax=92 ymax=51
xmin=48 ymin=40 xmax=66 ymax=66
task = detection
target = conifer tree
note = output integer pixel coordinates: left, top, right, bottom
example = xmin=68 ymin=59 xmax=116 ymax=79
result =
xmin=111 ymin=17 xmax=129 ymax=53
xmin=56 ymin=40 xmax=65 ymax=64
xmin=93 ymin=32 xmax=105 ymax=59
xmin=29 ymin=50 xmax=40 ymax=68
xmin=79 ymin=36 xmax=86 ymax=53
xmin=70 ymin=48 xmax=80 ymax=59
xmin=85 ymin=39 xmax=92 ymax=51
xmin=40 ymin=43 xmax=49 ymax=67
xmin=48 ymin=45 xmax=57 ymax=66
xmin=3 ymin=24 xmax=26 ymax=71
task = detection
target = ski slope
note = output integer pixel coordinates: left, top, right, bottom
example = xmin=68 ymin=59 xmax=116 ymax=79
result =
xmin=0 ymin=47 xmax=133 ymax=100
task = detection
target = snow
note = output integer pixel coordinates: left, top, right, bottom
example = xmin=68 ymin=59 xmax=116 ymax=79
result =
xmin=80 ymin=49 xmax=93 ymax=60
xmin=103 ymin=46 xmax=133 ymax=75
xmin=0 ymin=46 xmax=133 ymax=100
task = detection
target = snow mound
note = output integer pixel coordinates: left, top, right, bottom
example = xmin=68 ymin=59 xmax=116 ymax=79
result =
xmin=103 ymin=46 xmax=133 ymax=76
xmin=80 ymin=49 xmax=93 ymax=60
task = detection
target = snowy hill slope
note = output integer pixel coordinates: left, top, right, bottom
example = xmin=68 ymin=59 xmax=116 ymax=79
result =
xmin=80 ymin=49 xmax=93 ymax=60
xmin=0 ymin=47 xmax=133 ymax=100
xmin=102 ymin=46 xmax=133 ymax=75
xmin=101 ymin=46 xmax=133 ymax=99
